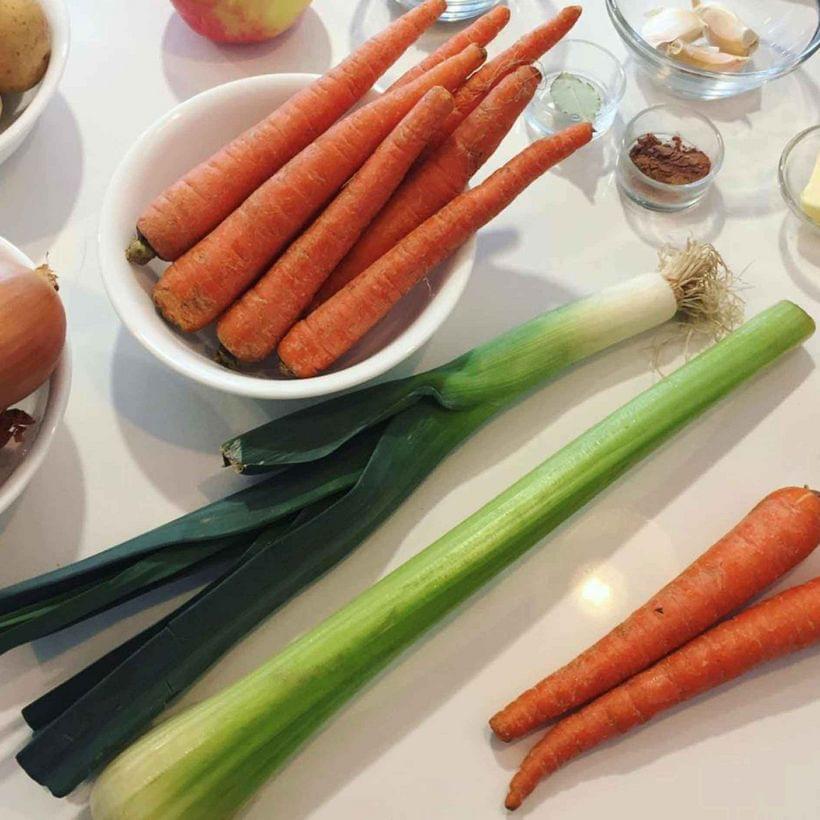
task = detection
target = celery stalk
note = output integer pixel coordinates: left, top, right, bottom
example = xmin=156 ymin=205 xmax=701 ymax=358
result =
xmin=90 ymin=301 xmax=814 ymax=820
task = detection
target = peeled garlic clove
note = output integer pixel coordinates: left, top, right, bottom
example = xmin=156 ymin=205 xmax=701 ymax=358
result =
xmin=693 ymin=2 xmax=758 ymax=56
xmin=642 ymin=7 xmax=704 ymax=48
xmin=664 ymin=38 xmax=750 ymax=71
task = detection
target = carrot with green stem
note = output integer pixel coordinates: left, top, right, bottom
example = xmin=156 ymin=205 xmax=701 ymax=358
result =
xmin=278 ymin=121 xmax=593 ymax=378
xmin=216 ymin=87 xmax=455 ymax=363
xmin=491 ymin=486 xmax=820 ymax=742
xmin=314 ymin=64 xmax=542 ymax=306
xmin=153 ymin=44 xmax=486 ymax=333
xmin=126 ymin=0 xmax=447 ymax=264
xmin=506 ymin=572 xmax=820 ymax=810
xmin=388 ymin=4 xmax=511 ymax=90
xmin=425 ymin=5 xmax=582 ymax=153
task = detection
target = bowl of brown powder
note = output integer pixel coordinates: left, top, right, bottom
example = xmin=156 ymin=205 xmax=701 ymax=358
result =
xmin=616 ymin=104 xmax=724 ymax=212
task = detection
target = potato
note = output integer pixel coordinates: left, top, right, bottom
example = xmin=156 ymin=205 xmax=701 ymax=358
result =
xmin=0 ymin=0 xmax=50 ymax=93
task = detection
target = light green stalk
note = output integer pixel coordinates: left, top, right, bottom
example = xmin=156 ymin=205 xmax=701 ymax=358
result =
xmin=91 ymin=301 xmax=813 ymax=820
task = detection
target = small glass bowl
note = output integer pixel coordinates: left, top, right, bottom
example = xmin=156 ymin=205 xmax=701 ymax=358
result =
xmin=779 ymin=125 xmax=820 ymax=235
xmin=606 ymin=0 xmax=820 ymax=100
xmin=525 ymin=39 xmax=626 ymax=140
xmin=616 ymin=104 xmax=724 ymax=213
xmin=393 ymin=0 xmax=501 ymax=22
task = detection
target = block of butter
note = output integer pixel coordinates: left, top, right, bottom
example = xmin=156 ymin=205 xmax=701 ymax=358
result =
xmin=800 ymin=151 xmax=820 ymax=225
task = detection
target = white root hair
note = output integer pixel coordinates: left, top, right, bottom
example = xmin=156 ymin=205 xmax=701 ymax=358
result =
xmin=651 ymin=239 xmax=745 ymax=372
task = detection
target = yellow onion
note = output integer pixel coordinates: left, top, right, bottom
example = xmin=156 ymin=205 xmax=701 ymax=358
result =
xmin=0 ymin=262 xmax=66 ymax=411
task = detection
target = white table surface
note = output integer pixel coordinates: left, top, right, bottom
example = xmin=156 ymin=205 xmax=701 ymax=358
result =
xmin=1 ymin=1 xmax=819 ymax=818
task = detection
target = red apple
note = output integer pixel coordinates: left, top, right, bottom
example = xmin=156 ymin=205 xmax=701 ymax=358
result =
xmin=170 ymin=0 xmax=313 ymax=44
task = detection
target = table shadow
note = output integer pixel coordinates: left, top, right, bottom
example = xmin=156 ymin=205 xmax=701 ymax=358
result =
xmin=161 ymin=7 xmax=333 ymax=102
xmin=778 ymin=213 xmax=820 ymax=302
xmin=0 ymin=94 xmax=83 ymax=247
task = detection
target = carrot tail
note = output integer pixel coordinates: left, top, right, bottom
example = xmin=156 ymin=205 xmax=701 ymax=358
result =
xmin=277 ymin=122 xmax=592 ymax=378
xmin=505 ymin=574 xmax=820 ymax=810
xmin=216 ymin=87 xmax=455 ymax=363
xmin=490 ymin=487 xmax=820 ymax=742
xmin=427 ymin=5 xmax=582 ymax=152
xmin=388 ymin=4 xmax=511 ymax=90
xmin=153 ymin=44 xmax=486 ymax=333
xmin=132 ymin=0 xmax=447 ymax=263
xmin=313 ymin=64 xmax=542 ymax=307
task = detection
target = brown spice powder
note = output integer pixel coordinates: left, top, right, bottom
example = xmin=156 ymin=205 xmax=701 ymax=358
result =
xmin=629 ymin=133 xmax=711 ymax=185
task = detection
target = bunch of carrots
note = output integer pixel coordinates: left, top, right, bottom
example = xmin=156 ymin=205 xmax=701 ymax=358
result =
xmin=127 ymin=0 xmax=592 ymax=377
xmin=491 ymin=486 xmax=820 ymax=810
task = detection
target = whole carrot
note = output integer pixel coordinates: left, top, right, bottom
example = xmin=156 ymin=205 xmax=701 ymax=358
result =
xmin=505 ymin=574 xmax=820 ymax=810
xmin=216 ymin=87 xmax=455 ymax=363
xmin=426 ymin=6 xmax=582 ymax=152
xmin=314 ymin=64 xmax=542 ymax=306
xmin=127 ymin=0 xmax=447 ymax=264
xmin=490 ymin=486 xmax=820 ymax=742
xmin=153 ymin=44 xmax=486 ymax=333
xmin=388 ymin=4 xmax=511 ymax=90
xmin=277 ymin=121 xmax=592 ymax=378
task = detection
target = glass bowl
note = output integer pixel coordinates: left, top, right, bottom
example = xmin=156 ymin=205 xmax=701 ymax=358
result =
xmin=606 ymin=0 xmax=820 ymax=100
xmin=617 ymin=104 xmax=724 ymax=212
xmin=393 ymin=0 xmax=501 ymax=22
xmin=779 ymin=125 xmax=820 ymax=235
xmin=525 ymin=39 xmax=626 ymax=140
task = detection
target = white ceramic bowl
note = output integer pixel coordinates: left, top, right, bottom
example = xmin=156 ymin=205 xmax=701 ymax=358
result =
xmin=0 ymin=0 xmax=70 ymax=166
xmin=0 ymin=237 xmax=71 ymax=515
xmin=99 ymin=74 xmax=476 ymax=400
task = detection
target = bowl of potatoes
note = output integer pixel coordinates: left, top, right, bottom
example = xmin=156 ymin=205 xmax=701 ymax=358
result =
xmin=0 ymin=0 xmax=69 ymax=166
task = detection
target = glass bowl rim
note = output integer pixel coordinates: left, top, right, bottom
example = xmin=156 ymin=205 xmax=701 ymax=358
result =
xmin=536 ymin=37 xmax=628 ymax=106
xmin=778 ymin=124 xmax=820 ymax=233
xmin=619 ymin=103 xmax=725 ymax=192
xmin=605 ymin=0 xmax=820 ymax=82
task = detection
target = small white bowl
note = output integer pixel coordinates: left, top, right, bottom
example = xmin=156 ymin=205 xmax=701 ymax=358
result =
xmin=0 ymin=0 xmax=70 ymax=166
xmin=99 ymin=74 xmax=476 ymax=400
xmin=0 ymin=236 xmax=71 ymax=516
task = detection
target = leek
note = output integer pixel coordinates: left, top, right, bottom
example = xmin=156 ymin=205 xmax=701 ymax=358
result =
xmin=0 ymin=428 xmax=378 ymax=653
xmin=17 ymin=243 xmax=741 ymax=795
xmin=90 ymin=302 xmax=813 ymax=820
xmin=224 ymin=241 xmax=740 ymax=472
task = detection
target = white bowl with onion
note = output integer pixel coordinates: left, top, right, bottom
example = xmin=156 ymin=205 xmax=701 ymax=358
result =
xmin=98 ymin=74 xmax=476 ymax=400
xmin=0 ymin=236 xmax=70 ymax=516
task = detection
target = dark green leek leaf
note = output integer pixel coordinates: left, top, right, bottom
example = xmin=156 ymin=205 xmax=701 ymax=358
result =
xmin=0 ymin=538 xmax=247 ymax=655
xmin=18 ymin=400 xmax=493 ymax=797
xmin=20 ymin=508 xmax=314 ymax=731
xmin=221 ymin=373 xmax=453 ymax=473
xmin=0 ymin=428 xmax=379 ymax=625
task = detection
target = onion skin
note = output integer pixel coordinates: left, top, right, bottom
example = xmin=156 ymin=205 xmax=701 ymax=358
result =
xmin=0 ymin=263 xmax=66 ymax=410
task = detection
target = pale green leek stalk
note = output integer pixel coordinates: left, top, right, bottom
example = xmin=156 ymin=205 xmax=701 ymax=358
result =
xmin=90 ymin=301 xmax=813 ymax=820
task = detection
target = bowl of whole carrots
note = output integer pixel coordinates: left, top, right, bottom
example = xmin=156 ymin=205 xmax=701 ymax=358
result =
xmin=99 ymin=1 xmax=591 ymax=399
xmin=98 ymin=71 xmax=477 ymax=400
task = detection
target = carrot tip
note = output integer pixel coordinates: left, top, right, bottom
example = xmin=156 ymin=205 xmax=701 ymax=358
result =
xmin=489 ymin=716 xmax=513 ymax=741
xmin=125 ymin=233 xmax=156 ymax=265
xmin=505 ymin=792 xmax=522 ymax=811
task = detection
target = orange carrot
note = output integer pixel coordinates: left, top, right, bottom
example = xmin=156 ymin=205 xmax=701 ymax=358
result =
xmin=128 ymin=0 xmax=447 ymax=264
xmin=153 ymin=45 xmax=486 ymax=333
xmin=216 ymin=87 xmax=455 ymax=363
xmin=313 ymin=64 xmax=541 ymax=306
xmin=505 ymin=573 xmax=820 ymax=810
xmin=490 ymin=486 xmax=820 ymax=742
xmin=426 ymin=6 xmax=582 ymax=153
xmin=388 ymin=4 xmax=511 ymax=90
xmin=277 ymin=122 xmax=592 ymax=378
